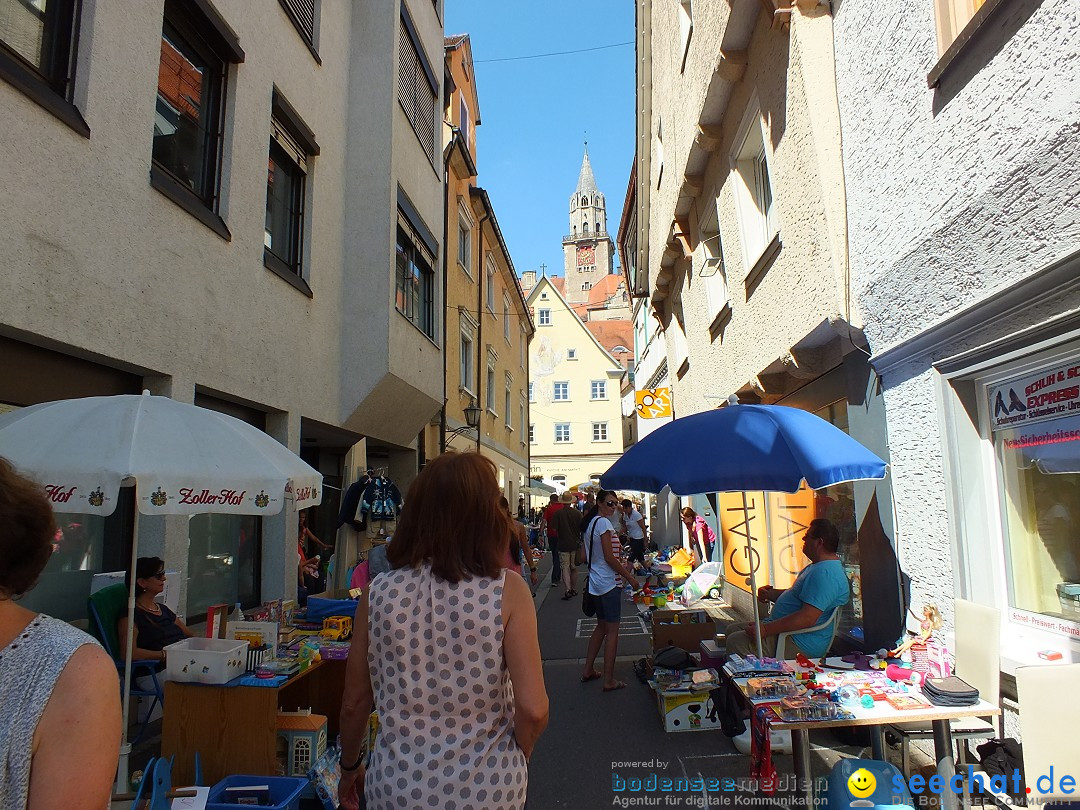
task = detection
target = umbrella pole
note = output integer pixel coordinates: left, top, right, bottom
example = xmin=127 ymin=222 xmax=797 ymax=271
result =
xmin=116 ymin=507 xmax=140 ymax=794
xmin=743 ymin=491 xmax=764 ymax=658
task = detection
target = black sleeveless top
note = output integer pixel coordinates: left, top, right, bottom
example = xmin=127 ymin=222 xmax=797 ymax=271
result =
xmin=133 ymin=604 xmax=185 ymax=652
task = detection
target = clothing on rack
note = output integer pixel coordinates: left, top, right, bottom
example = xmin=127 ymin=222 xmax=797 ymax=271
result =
xmin=337 ymin=475 xmax=371 ymax=529
xmin=360 ymin=476 xmax=402 ymax=521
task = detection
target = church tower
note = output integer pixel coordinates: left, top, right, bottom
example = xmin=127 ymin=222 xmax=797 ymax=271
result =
xmin=562 ymin=146 xmax=614 ymax=306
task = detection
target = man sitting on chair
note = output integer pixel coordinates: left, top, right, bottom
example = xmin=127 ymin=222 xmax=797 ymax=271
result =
xmin=725 ymin=518 xmax=849 ymax=659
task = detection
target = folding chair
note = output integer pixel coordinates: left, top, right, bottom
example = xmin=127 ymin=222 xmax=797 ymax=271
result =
xmin=87 ymin=583 xmax=165 ymax=744
xmin=775 ymin=606 xmax=842 ymax=660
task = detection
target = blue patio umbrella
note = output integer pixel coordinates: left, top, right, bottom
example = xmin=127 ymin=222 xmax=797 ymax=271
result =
xmin=601 ymin=399 xmax=887 ymax=656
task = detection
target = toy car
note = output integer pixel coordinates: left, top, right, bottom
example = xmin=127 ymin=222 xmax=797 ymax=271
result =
xmin=321 ymin=616 xmax=353 ymax=641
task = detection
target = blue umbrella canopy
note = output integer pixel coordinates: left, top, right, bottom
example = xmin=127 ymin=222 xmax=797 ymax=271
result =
xmin=601 ymin=403 xmax=887 ymax=495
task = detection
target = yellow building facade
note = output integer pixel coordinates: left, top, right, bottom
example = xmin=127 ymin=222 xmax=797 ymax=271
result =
xmin=442 ymin=36 xmax=533 ymax=505
xmin=526 ymin=276 xmax=624 ymax=490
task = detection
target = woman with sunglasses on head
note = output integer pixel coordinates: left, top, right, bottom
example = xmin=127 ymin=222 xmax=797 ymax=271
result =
xmin=117 ymin=557 xmax=192 ymax=667
xmin=580 ymin=489 xmax=640 ymax=692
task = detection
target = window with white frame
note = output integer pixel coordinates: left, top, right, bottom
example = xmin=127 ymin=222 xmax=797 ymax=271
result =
xmin=529 ymin=423 xmax=535 ymax=444
xmin=486 ymin=361 xmax=496 ymax=411
xmin=485 ymin=256 xmax=495 ymax=311
xmin=699 ymin=200 xmax=729 ymax=316
xmin=528 ymin=381 xmax=534 ymax=402
xmin=590 ymin=380 xmax=606 ymax=400
xmin=520 ymin=401 xmax=526 ymax=442
xmin=554 ymin=423 xmax=571 ymax=443
xmin=732 ymin=103 xmax=778 ymax=270
xmin=504 ymin=375 xmax=512 ymax=428
xmin=538 ymin=308 xmax=551 ymax=326
xmin=459 ymin=332 xmax=473 ymax=391
xmin=567 ymin=348 xmax=577 ymax=360
xmin=458 ymin=219 xmax=471 ymax=272
xmin=553 ymin=381 xmax=569 ymax=401
xmin=503 ymin=297 xmax=511 ymax=342
xmin=592 ymin=422 xmax=608 ymax=442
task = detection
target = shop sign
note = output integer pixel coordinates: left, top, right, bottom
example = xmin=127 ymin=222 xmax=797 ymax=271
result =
xmin=635 ymin=388 xmax=672 ymax=419
xmin=990 ymin=360 xmax=1080 ymax=432
xmin=1008 ymin=607 xmax=1080 ymax=640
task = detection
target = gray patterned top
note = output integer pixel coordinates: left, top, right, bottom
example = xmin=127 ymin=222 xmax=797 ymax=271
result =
xmin=0 ymin=614 xmax=102 ymax=810
xmin=365 ymin=565 xmax=527 ymax=810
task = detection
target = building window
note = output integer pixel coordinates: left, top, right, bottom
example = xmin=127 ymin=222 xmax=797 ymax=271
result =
xmin=277 ymin=0 xmax=317 ymax=53
xmin=567 ymin=348 xmax=577 ymax=360
xmin=0 ymin=0 xmax=86 ymax=134
xmin=733 ymin=105 xmax=778 ymax=272
xmin=678 ymin=0 xmax=693 ymax=68
xmin=520 ymin=327 xmax=526 ymax=368
xmin=459 ymin=332 xmax=473 ymax=392
xmin=581 ymin=283 xmax=591 ymax=291
xmin=397 ymin=10 xmax=437 ymax=164
xmin=934 ymin=0 xmax=987 ymax=54
xmin=555 ymin=423 xmax=571 ymax=443
xmin=458 ymin=220 xmax=471 ymax=273
xmin=538 ymin=309 xmax=551 ymax=326
xmin=592 ymin=422 xmax=608 ymax=442
xmin=458 ymin=94 xmax=470 ymax=151
xmin=591 ymin=380 xmax=606 ymax=400
xmin=529 ymin=423 xmax=535 ymax=444
xmin=520 ymin=402 xmax=526 ymax=441
xmin=553 ymin=381 xmax=569 ymax=401
xmin=528 ymin=381 xmax=534 ymax=402
xmin=395 ymin=222 xmax=436 ymax=339
xmin=699 ymin=203 xmax=729 ymax=318
xmin=264 ymin=90 xmax=318 ymax=287
xmin=486 ymin=360 xmax=496 ymax=412
xmin=504 ymin=384 xmax=512 ymax=428
xmin=503 ymin=298 xmax=511 ymax=342
xmin=486 ymin=258 xmax=495 ymax=311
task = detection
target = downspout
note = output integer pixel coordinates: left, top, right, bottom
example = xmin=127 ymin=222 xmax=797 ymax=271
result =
xmin=439 ymin=133 xmax=458 ymax=453
xmin=477 ymin=205 xmax=490 ymax=454
xmin=637 ymin=0 xmax=653 ymax=300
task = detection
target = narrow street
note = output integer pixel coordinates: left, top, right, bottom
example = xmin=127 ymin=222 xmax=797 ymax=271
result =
xmin=524 ymin=555 xmax=863 ymax=808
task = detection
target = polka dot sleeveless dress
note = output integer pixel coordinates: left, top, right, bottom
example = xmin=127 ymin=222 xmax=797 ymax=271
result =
xmin=365 ymin=565 xmax=527 ymax=810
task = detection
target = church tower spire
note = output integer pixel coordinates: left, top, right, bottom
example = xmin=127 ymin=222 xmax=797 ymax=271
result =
xmin=562 ymin=144 xmax=613 ymax=307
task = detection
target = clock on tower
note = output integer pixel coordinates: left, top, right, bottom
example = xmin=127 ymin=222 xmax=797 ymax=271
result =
xmin=576 ymin=245 xmax=595 ymax=268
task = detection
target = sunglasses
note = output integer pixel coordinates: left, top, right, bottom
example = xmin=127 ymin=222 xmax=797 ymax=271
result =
xmin=152 ymin=572 xmax=166 ymax=580
xmin=604 ymin=500 xmax=618 ymax=507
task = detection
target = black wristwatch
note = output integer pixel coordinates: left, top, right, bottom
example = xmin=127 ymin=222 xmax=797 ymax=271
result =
xmin=340 ymin=752 xmax=364 ymax=772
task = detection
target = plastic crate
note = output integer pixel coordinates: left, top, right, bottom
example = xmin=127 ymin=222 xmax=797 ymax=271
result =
xmin=164 ymin=637 xmax=247 ymax=684
xmin=205 ymin=774 xmax=307 ymax=810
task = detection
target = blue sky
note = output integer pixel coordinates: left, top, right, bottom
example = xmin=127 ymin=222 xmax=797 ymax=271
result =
xmin=444 ymin=0 xmax=635 ymax=278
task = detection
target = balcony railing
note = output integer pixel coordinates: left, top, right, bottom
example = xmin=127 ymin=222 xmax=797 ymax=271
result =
xmin=562 ymin=229 xmax=609 ymax=243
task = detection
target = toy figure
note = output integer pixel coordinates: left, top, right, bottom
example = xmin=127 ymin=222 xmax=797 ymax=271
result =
xmin=889 ymin=604 xmax=942 ymax=657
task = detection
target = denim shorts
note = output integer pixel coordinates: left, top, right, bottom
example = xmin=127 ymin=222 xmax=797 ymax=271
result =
xmin=595 ymin=586 xmax=623 ymax=623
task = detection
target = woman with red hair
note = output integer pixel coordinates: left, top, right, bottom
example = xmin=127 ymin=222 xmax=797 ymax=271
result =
xmin=338 ymin=452 xmax=548 ymax=809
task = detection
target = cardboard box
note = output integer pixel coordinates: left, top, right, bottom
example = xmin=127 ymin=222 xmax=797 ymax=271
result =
xmin=655 ymin=688 xmax=724 ymax=733
xmin=652 ymin=608 xmax=716 ymax=652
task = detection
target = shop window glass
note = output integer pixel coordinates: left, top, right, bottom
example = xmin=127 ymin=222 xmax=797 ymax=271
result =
xmin=186 ymin=512 xmax=260 ymax=620
xmin=996 ymin=412 xmax=1080 ymax=619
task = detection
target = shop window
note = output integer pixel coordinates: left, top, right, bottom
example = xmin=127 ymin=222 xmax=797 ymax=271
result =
xmin=151 ymin=0 xmax=244 ymax=239
xmin=0 ymin=0 xmax=87 ymax=135
xmin=186 ymin=513 xmax=260 ymax=620
xmin=994 ymin=403 xmax=1080 ymax=619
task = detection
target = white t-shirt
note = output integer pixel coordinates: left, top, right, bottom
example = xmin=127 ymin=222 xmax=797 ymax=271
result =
xmin=625 ymin=509 xmax=645 ymax=540
xmin=584 ymin=516 xmax=623 ymax=595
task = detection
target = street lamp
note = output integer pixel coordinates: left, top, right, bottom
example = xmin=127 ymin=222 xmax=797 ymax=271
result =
xmin=446 ymin=397 xmax=483 ymax=449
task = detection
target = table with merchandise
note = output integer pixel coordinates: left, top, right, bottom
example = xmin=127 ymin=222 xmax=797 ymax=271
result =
xmin=726 ymin=655 xmax=1000 ymax=810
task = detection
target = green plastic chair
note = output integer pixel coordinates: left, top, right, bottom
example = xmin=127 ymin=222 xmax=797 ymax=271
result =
xmin=87 ymin=583 xmax=164 ymax=743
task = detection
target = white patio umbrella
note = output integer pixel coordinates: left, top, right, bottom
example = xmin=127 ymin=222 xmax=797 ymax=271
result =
xmin=0 ymin=391 xmax=322 ymax=789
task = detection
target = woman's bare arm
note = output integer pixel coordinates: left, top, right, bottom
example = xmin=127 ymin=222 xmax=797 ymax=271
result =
xmin=29 ymin=644 xmax=121 ymax=810
xmin=502 ymin=572 xmax=548 ymax=758
xmin=338 ymin=593 xmax=374 ymax=798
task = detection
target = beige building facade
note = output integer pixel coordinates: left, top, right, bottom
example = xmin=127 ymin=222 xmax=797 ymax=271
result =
xmin=1 ymin=0 xmax=446 ymax=620
xmin=526 ymin=276 xmax=624 ymax=491
xmin=441 ymin=35 xmax=533 ymax=505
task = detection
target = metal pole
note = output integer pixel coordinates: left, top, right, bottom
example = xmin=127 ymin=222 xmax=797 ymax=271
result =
xmin=743 ymin=490 xmax=764 ymax=657
xmin=116 ymin=505 xmax=140 ymax=793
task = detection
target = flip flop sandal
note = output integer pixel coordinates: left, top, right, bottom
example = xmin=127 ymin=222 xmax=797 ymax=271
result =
xmin=603 ymin=681 xmax=629 ymax=692
xmin=580 ymin=672 xmax=602 ymax=683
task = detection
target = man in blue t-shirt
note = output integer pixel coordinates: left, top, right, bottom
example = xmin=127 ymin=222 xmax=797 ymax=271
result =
xmin=725 ymin=518 xmax=849 ymax=659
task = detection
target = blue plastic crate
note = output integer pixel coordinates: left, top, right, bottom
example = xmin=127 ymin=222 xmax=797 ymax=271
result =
xmin=205 ymin=774 xmax=308 ymax=810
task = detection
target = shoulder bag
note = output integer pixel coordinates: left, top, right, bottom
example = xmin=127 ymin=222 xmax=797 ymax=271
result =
xmin=581 ymin=517 xmax=600 ymax=617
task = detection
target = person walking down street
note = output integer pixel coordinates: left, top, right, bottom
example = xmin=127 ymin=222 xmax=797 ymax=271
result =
xmin=0 ymin=457 xmax=121 ymax=810
xmin=724 ymin=518 xmax=849 ymax=659
xmin=338 ymin=452 xmax=548 ymax=810
xmin=550 ymin=492 xmax=582 ymax=599
xmin=620 ymin=500 xmax=647 ymax=565
xmin=580 ymin=489 xmax=640 ymax=692
xmin=541 ymin=493 xmax=564 ymax=586
xmin=680 ymin=507 xmax=716 ymax=568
